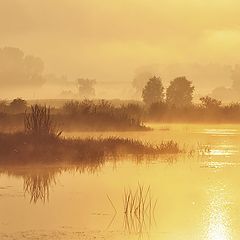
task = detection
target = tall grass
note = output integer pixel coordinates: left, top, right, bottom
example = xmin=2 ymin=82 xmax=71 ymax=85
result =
xmin=24 ymin=105 xmax=62 ymax=138
xmin=123 ymin=184 xmax=157 ymax=217
xmin=61 ymin=100 xmax=148 ymax=131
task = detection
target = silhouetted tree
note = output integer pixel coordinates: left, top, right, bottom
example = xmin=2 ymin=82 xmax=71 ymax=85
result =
xmin=77 ymin=78 xmax=96 ymax=98
xmin=200 ymin=96 xmax=222 ymax=109
xmin=9 ymin=98 xmax=27 ymax=113
xmin=142 ymin=77 xmax=164 ymax=105
xmin=166 ymin=76 xmax=194 ymax=108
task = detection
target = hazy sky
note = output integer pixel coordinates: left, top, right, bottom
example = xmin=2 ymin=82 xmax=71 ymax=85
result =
xmin=1 ymin=0 xmax=240 ymax=97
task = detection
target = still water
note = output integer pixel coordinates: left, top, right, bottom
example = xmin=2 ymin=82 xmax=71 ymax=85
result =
xmin=1 ymin=124 xmax=240 ymax=239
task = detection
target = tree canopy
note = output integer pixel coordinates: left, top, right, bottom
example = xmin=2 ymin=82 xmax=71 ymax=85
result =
xmin=142 ymin=76 xmax=164 ymax=105
xmin=200 ymin=96 xmax=222 ymax=109
xmin=166 ymin=76 xmax=194 ymax=108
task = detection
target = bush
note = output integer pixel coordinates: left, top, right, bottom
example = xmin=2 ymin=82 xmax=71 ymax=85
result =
xmin=9 ymin=98 xmax=27 ymax=114
xmin=24 ymin=105 xmax=61 ymax=138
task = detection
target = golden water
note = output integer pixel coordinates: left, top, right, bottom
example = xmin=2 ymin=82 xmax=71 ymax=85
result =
xmin=1 ymin=124 xmax=240 ymax=239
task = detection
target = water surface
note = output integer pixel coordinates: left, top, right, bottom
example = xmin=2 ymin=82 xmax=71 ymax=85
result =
xmin=1 ymin=124 xmax=240 ymax=239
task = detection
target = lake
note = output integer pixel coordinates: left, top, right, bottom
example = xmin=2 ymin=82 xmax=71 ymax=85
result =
xmin=1 ymin=124 xmax=240 ymax=239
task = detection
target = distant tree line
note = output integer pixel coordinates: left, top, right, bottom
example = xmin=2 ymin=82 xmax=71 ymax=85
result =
xmin=141 ymin=75 xmax=240 ymax=122
xmin=3 ymin=76 xmax=240 ymax=131
xmin=142 ymin=76 xmax=194 ymax=107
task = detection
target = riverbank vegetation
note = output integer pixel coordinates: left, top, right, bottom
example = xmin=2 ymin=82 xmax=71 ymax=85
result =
xmin=0 ymin=133 xmax=180 ymax=164
xmin=0 ymin=105 xmax=181 ymax=164
xmin=2 ymin=97 xmax=240 ymax=134
xmin=0 ymin=99 xmax=147 ymax=132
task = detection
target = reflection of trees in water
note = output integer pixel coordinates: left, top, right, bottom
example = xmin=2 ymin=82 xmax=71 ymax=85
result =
xmin=0 ymin=162 xmax=102 ymax=203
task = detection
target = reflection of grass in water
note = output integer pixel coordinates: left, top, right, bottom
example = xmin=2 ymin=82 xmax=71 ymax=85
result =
xmin=23 ymin=171 xmax=56 ymax=203
xmin=0 ymin=167 xmax=60 ymax=203
xmin=0 ymin=164 xmax=102 ymax=203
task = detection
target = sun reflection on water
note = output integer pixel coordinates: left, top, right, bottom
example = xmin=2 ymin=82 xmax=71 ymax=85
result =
xmin=208 ymin=210 xmax=229 ymax=240
xmin=206 ymin=185 xmax=231 ymax=240
xmin=208 ymin=149 xmax=234 ymax=156
xmin=202 ymin=129 xmax=238 ymax=136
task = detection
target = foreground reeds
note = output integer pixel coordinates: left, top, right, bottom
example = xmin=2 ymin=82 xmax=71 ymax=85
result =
xmin=123 ymin=184 xmax=157 ymax=217
xmin=123 ymin=184 xmax=157 ymax=236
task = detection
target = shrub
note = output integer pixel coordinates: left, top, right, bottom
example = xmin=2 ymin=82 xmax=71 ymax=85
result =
xmin=9 ymin=98 xmax=27 ymax=113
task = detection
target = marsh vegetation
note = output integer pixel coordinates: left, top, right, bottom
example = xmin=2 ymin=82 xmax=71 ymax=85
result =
xmin=0 ymin=104 xmax=181 ymax=164
xmin=0 ymin=99 xmax=147 ymax=132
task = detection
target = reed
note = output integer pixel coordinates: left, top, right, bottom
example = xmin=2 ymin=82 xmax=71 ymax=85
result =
xmin=61 ymin=100 xmax=148 ymax=131
xmin=123 ymin=184 xmax=157 ymax=218
xmin=123 ymin=184 xmax=157 ymax=236
xmin=24 ymin=104 xmax=61 ymax=138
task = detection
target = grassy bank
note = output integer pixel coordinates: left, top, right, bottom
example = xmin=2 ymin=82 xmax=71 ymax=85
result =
xmin=0 ymin=132 xmax=180 ymax=164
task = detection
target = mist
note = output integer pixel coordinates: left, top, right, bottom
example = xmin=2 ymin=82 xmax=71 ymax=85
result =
xmin=1 ymin=0 xmax=240 ymax=99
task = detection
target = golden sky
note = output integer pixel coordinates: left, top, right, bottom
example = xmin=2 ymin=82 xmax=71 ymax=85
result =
xmin=1 ymin=0 xmax=240 ymax=94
